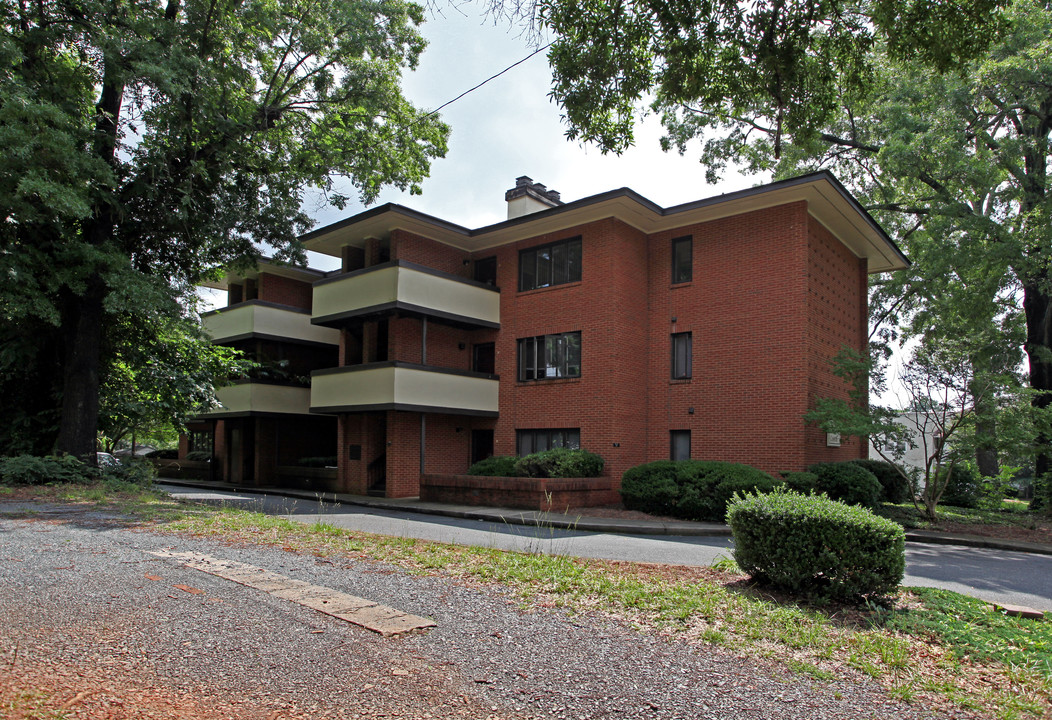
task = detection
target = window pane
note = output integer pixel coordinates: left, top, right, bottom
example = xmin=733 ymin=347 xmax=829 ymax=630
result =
xmin=671 ymin=431 xmax=691 ymax=461
xmin=565 ymin=333 xmax=581 ymax=377
xmin=567 ymin=430 xmax=580 ymax=450
xmin=567 ymin=239 xmax=582 ymax=282
xmin=672 ymin=237 xmax=692 ymax=283
xmin=536 ymin=247 xmax=552 ymax=288
xmin=518 ymin=432 xmax=533 ymax=456
xmin=535 ymin=433 xmax=549 ymax=451
xmin=520 ymin=249 xmax=536 ymax=291
xmin=551 ymin=430 xmax=564 ymax=448
xmin=552 ymin=243 xmax=567 ymax=285
xmin=672 ymin=333 xmax=692 ymax=379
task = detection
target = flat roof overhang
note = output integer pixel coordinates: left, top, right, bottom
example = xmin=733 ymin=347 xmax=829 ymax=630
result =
xmin=300 ymin=171 xmax=909 ymax=274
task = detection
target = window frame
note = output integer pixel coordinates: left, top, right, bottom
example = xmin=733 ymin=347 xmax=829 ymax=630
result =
xmin=518 ymin=331 xmax=581 ymax=381
xmin=671 ymin=331 xmax=692 ymax=380
xmin=671 ymin=235 xmax=692 ymax=284
xmin=519 ymin=236 xmax=583 ymax=292
xmin=517 ymin=428 xmax=581 ymax=456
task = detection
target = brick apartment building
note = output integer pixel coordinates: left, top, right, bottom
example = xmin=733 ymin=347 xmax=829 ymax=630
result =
xmin=181 ymin=171 xmax=907 ymax=506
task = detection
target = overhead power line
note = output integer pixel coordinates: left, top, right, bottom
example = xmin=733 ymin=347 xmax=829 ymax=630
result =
xmin=426 ymin=42 xmax=553 ymax=117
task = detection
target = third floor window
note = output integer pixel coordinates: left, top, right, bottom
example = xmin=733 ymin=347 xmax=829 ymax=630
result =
xmin=519 ymin=236 xmax=582 ymax=291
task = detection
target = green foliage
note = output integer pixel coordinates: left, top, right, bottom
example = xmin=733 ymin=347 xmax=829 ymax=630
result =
xmin=805 ymin=462 xmax=883 ymax=509
xmin=0 ymin=455 xmax=96 ymax=485
xmin=184 ymin=450 xmax=212 ymax=462
xmin=882 ymin=588 xmax=1052 ymax=679
xmin=0 ymin=0 xmax=450 ymax=457
xmin=620 ymin=460 xmax=779 ymax=521
xmin=99 ymin=456 xmax=157 ymax=488
xmin=513 ymin=448 xmax=605 ymax=478
xmin=466 ymin=455 xmax=520 ymax=477
xmin=779 ymin=471 xmax=820 ymax=494
xmin=848 ymin=459 xmax=912 ymax=504
xmin=727 ymin=489 xmax=905 ymax=602
xmin=937 ymin=464 xmax=981 ymax=509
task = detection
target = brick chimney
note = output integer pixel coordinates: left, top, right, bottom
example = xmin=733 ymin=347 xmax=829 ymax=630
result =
xmin=505 ymin=176 xmax=563 ymax=219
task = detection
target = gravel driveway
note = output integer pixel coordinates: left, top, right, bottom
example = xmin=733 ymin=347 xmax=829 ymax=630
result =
xmin=0 ymin=504 xmax=943 ymax=719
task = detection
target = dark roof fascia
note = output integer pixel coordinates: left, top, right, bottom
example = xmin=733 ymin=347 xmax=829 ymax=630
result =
xmin=298 ymin=172 xmax=909 ymax=268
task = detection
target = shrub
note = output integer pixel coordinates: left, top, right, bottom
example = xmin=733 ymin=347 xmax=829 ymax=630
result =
xmin=805 ymin=462 xmax=882 ymax=509
xmin=146 ymin=449 xmax=179 ymax=459
xmin=621 ymin=460 xmax=779 ymax=521
xmin=0 ymin=455 xmax=96 ymax=485
xmin=296 ymin=456 xmax=338 ymax=468
xmin=938 ymin=464 xmax=981 ymax=508
xmin=779 ymin=471 xmax=819 ymax=494
xmin=100 ymin=456 xmax=157 ymax=488
xmin=513 ymin=448 xmax=605 ymax=478
xmin=184 ymin=450 xmax=212 ymax=462
xmin=848 ymin=459 xmax=912 ymax=504
xmin=620 ymin=461 xmax=681 ymax=515
xmin=466 ymin=455 xmax=520 ymax=477
xmin=727 ymin=489 xmax=905 ymax=602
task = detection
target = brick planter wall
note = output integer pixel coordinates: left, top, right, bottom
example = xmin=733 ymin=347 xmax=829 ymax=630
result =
xmin=420 ymin=473 xmax=618 ymax=511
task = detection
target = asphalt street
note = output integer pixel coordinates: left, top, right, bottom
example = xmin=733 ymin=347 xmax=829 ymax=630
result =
xmin=158 ymin=483 xmax=1052 ymax=611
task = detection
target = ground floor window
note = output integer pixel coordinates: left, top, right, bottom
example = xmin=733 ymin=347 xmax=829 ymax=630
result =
xmin=188 ymin=429 xmax=213 ymax=455
xmin=670 ymin=430 xmax=691 ymax=461
xmin=517 ymin=428 xmax=580 ymax=456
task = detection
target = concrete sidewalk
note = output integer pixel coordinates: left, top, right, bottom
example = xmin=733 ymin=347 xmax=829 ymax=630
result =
xmin=156 ymin=477 xmax=1052 ymax=557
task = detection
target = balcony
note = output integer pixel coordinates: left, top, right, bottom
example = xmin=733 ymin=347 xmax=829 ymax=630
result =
xmin=310 ymin=363 xmax=499 ymax=417
xmin=311 ymin=261 xmax=500 ymax=329
xmin=199 ymin=381 xmax=313 ymax=418
xmin=203 ymin=301 xmax=340 ymax=346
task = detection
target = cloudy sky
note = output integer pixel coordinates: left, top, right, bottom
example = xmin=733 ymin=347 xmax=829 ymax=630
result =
xmin=302 ymin=4 xmax=769 ymax=269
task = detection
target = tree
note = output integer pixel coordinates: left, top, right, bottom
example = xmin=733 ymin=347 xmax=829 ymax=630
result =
xmin=0 ymin=0 xmax=449 ymax=458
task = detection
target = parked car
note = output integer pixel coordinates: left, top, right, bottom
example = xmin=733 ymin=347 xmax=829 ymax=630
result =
xmin=96 ymin=452 xmax=121 ymax=469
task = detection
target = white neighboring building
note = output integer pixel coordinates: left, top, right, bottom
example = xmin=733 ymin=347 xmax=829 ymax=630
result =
xmin=869 ymin=412 xmax=940 ymax=474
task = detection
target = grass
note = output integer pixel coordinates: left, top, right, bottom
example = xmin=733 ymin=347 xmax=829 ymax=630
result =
xmin=875 ymin=499 xmax=1042 ymax=530
xmin=3 ymin=482 xmax=1050 ymax=720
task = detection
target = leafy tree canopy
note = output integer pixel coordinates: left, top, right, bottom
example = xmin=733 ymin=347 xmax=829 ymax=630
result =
xmin=0 ymin=0 xmax=449 ymax=457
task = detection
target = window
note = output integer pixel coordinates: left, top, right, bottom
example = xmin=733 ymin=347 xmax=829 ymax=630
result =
xmin=671 ymin=332 xmax=692 ymax=379
xmin=518 ymin=332 xmax=581 ymax=381
xmin=519 ymin=236 xmax=582 ymax=291
xmin=670 ymin=430 xmax=691 ymax=461
xmin=472 ymin=342 xmax=495 ymax=374
xmin=672 ymin=236 xmax=692 ymax=284
xmin=188 ymin=429 xmax=213 ymax=455
xmin=473 ymin=256 xmax=497 ymax=285
xmin=517 ymin=428 xmax=581 ymax=456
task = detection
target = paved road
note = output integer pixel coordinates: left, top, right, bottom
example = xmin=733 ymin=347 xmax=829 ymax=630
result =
xmin=159 ymin=484 xmax=1052 ymax=611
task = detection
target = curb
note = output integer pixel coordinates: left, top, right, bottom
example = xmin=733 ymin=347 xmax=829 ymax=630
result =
xmin=155 ymin=478 xmax=1052 ymax=556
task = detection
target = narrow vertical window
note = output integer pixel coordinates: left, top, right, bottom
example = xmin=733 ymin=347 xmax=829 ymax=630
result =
xmin=672 ymin=236 xmax=692 ymax=284
xmin=670 ymin=430 xmax=691 ymax=461
xmin=671 ymin=332 xmax=692 ymax=379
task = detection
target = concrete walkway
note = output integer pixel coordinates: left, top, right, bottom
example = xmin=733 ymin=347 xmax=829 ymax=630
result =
xmin=156 ymin=477 xmax=1052 ymax=557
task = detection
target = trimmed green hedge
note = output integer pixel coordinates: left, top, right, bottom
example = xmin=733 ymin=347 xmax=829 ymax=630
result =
xmin=514 ymin=448 xmax=604 ymax=478
xmin=621 ymin=460 xmax=780 ymax=521
xmin=938 ymin=464 xmax=981 ymax=508
xmin=848 ymin=459 xmax=912 ymax=503
xmin=727 ymin=489 xmax=905 ymax=602
xmin=467 ymin=455 xmax=520 ymax=476
xmin=804 ymin=461 xmax=882 ymax=509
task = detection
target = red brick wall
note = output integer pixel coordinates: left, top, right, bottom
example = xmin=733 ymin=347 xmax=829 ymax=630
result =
xmin=391 ymin=229 xmax=471 ymax=277
xmin=258 ymin=273 xmax=313 ymax=311
xmin=804 ymin=215 xmax=868 ymax=464
xmin=645 ymin=202 xmax=811 ymax=475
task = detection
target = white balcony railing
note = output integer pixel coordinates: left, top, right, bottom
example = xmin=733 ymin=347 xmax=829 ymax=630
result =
xmin=203 ymin=302 xmax=339 ymax=346
xmin=199 ymin=382 xmax=313 ymax=417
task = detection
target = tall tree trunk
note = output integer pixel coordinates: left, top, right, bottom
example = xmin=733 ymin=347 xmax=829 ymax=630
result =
xmin=54 ymin=280 xmax=105 ymax=459
xmin=1024 ymin=281 xmax=1052 ymax=486
xmin=53 ymin=59 xmax=124 ymax=460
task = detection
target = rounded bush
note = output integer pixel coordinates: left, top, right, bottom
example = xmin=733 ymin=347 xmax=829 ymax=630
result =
xmin=620 ymin=461 xmax=680 ymax=514
xmin=938 ymin=464 xmax=980 ymax=508
xmin=805 ymin=462 xmax=882 ymax=509
xmin=466 ymin=455 xmax=520 ymax=477
xmin=848 ymin=459 xmax=911 ymax=503
xmin=779 ymin=471 xmax=819 ymax=494
xmin=727 ymin=489 xmax=905 ymax=602
xmin=620 ymin=460 xmax=778 ymax=521
xmin=513 ymin=448 xmax=604 ymax=478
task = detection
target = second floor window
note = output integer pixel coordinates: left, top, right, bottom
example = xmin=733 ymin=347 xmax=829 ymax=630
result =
xmin=520 ymin=236 xmax=582 ymax=291
xmin=518 ymin=332 xmax=581 ymax=381
xmin=672 ymin=332 xmax=692 ymax=379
